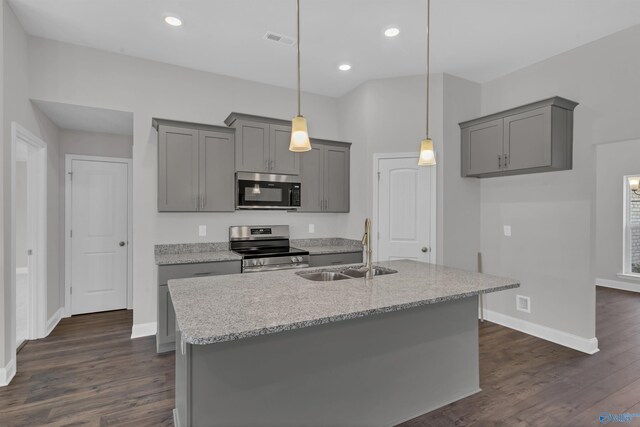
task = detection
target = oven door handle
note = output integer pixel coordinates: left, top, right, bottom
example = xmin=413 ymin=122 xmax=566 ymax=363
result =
xmin=243 ymin=264 xmax=309 ymax=273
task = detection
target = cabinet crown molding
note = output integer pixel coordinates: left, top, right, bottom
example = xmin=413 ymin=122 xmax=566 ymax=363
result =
xmin=459 ymin=96 xmax=579 ymax=129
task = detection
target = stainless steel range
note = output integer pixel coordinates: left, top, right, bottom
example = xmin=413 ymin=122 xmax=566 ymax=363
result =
xmin=229 ymin=225 xmax=309 ymax=273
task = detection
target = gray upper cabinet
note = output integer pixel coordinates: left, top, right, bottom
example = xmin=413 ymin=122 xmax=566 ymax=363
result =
xmin=270 ymin=124 xmax=299 ymax=175
xmin=155 ymin=119 xmax=235 ymax=212
xmin=300 ymin=145 xmax=323 ymax=212
xmin=463 ymin=119 xmax=503 ymax=176
xmin=460 ymin=96 xmax=578 ymax=178
xmin=199 ymin=130 xmax=235 ymax=212
xmin=225 ymin=113 xmax=300 ymax=175
xmin=234 ymin=120 xmax=270 ymax=173
xmin=324 ymin=145 xmax=350 ymax=212
xmin=300 ymin=139 xmax=351 ymax=213
xmin=158 ymin=125 xmax=199 ymax=211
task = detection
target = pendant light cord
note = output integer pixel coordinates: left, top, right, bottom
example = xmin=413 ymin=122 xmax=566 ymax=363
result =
xmin=425 ymin=0 xmax=430 ymax=137
xmin=297 ymin=0 xmax=301 ymax=116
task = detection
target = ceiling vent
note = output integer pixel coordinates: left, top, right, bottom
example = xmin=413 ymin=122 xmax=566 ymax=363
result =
xmin=263 ymin=31 xmax=296 ymax=47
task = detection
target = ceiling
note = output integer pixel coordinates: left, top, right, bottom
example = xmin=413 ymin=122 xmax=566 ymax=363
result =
xmin=32 ymin=100 xmax=134 ymax=135
xmin=10 ymin=0 xmax=640 ymax=97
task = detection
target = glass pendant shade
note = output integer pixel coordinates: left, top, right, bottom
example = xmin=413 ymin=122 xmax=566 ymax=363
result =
xmin=630 ymin=177 xmax=640 ymax=192
xmin=418 ymin=138 xmax=436 ymax=166
xmin=289 ymin=115 xmax=311 ymax=152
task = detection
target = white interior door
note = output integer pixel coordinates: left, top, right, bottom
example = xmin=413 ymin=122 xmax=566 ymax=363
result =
xmin=70 ymin=159 xmax=128 ymax=315
xmin=376 ymin=156 xmax=433 ymax=263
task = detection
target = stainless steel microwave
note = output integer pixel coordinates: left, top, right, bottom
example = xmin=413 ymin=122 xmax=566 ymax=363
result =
xmin=236 ymin=172 xmax=301 ymax=210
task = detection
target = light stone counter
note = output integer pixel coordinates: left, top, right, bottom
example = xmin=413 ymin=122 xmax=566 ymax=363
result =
xmin=169 ymin=259 xmax=519 ymax=345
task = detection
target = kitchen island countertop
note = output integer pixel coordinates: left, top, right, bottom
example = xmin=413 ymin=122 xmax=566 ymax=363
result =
xmin=169 ymin=259 xmax=519 ymax=345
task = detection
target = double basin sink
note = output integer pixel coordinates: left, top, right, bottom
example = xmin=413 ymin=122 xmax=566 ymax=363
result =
xmin=297 ymin=265 xmax=398 ymax=281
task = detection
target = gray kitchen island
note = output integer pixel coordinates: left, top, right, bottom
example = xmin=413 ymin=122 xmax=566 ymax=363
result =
xmin=169 ymin=259 xmax=519 ymax=427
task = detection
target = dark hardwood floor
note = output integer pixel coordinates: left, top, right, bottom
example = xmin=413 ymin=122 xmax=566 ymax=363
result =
xmin=1 ymin=287 xmax=638 ymax=426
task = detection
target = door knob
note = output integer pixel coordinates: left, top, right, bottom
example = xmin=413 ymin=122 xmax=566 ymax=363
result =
xmin=119 ymin=241 xmax=126 ymax=247
xmin=421 ymin=247 xmax=428 ymax=253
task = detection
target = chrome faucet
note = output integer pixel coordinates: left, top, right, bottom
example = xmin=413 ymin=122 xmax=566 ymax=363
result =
xmin=361 ymin=218 xmax=374 ymax=280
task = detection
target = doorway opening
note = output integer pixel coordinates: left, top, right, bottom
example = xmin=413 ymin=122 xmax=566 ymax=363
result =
xmin=372 ymin=153 xmax=437 ymax=264
xmin=11 ymin=123 xmax=48 ymax=351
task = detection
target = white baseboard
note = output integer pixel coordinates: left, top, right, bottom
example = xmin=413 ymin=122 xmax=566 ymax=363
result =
xmin=131 ymin=322 xmax=157 ymax=339
xmin=482 ymin=309 xmax=599 ymax=355
xmin=46 ymin=307 xmax=65 ymax=337
xmin=0 ymin=358 xmax=16 ymax=387
xmin=597 ymin=277 xmax=640 ymax=293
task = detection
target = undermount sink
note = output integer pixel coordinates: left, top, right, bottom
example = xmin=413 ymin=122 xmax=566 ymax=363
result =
xmin=298 ymin=271 xmax=352 ymax=281
xmin=341 ymin=266 xmax=398 ymax=278
xmin=297 ymin=266 xmax=398 ymax=281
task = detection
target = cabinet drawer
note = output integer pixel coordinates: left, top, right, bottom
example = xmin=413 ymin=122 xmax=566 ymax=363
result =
xmin=309 ymin=252 xmax=362 ymax=267
xmin=159 ymin=261 xmax=241 ymax=284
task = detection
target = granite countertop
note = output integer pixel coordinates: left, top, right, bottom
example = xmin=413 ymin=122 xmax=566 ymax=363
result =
xmin=155 ymin=251 xmax=241 ymax=265
xmin=290 ymin=238 xmax=362 ymax=255
xmin=168 ymin=259 xmax=519 ymax=345
xmin=155 ymin=242 xmax=241 ymax=265
xmin=155 ymin=238 xmax=361 ymax=265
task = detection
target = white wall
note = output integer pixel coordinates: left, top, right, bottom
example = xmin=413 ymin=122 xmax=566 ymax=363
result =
xmin=479 ymin=24 xmax=640 ymax=342
xmin=0 ymin=0 xmax=6 ymax=372
xmin=2 ymin=1 xmax=61 ymax=370
xmin=441 ymin=74 xmax=482 ymax=271
xmin=595 ymin=139 xmax=640 ymax=285
xmin=59 ymin=129 xmax=132 ymax=159
xmin=27 ymin=36 xmax=353 ymax=329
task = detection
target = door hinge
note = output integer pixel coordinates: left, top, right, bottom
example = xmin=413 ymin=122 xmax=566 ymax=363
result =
xmin=70 ymin=287 xmax=72 ymax=295
xmin=377 ymin=171 xmax=381 ymax=181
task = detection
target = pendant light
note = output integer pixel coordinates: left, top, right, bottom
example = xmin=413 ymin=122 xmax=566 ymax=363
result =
xmin=289 ymin=0 xmax=312 ymax=152
xmin=418 ymin=0 xmax=436 ymax=166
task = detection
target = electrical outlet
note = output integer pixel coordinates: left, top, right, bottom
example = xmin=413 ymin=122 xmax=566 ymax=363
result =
xmin=308 ymin=224 xmax=315 ymax=233
xmin=516 ymin=295 xmax=530 ymax=313
xmin=503 ymin=225 xmax=512 ymax=237
xmin=198 ymin=225 xmax=207 ymax=237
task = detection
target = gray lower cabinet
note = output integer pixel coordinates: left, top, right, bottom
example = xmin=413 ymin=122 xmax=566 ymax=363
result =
xmin=309 ymin=252 xmax=362 ymax=267
xmin=225 ymin=113 xmax=300 ymax=175
xmin=461 ymin=96 xmax=578 ymax=178
xmin=300 ymin=139 xmax=351 ymax=213
xmin=155 ymin=119 xmax=235 ymax=212
xmin=157 ymin=261 xmax=241 ymax=353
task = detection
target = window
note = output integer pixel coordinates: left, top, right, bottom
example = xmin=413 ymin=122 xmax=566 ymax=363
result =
xmin=624 ymin=176 xmax=640 ymax=275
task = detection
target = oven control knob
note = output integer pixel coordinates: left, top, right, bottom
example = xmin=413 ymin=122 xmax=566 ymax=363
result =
xmin=251 ymin=260 xmax=259 ymax=266
xmin=298 ymin=256 xmax=304 ymax=263
xmin=291 ymin=256 xmax=297 ymax=263
xmin=259 ymin=259 xmax=266 ymax=266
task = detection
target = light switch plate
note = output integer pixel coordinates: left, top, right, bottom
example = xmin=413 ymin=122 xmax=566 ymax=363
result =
xmin=308 ymin=224 xmax=315 ymax=233
xmin=199 ymin=225 xmax=207 ymax=237
xmin=503 ymin=225 xmax=511 ymax=237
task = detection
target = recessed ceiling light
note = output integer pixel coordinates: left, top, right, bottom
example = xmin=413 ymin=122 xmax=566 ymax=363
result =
xmin=338 ymin=64 xmax=352 ymax=71
xmin=164 ymin=16 xmax=183 ymax=27
xmin=384 ymin=27 xmax=400 ymax=37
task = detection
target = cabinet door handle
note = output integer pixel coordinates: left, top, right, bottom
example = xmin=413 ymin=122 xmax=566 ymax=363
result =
xmin=270 ymin=160 xmax=274 ymax=170
xmin=504 ymin=154 xmax=509 ymax=166
xmin=194 ymin=194 xmax=198 ymax=210
xmin=498 ymin=155 xmax=502 ymax=169
xmin=265 ymin=159 xmax=269 ymax=171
